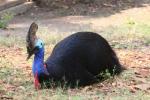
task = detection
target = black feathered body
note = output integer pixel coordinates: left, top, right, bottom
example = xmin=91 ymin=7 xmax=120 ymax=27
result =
xmin=43 ymin=32 xmax=123 ymax=86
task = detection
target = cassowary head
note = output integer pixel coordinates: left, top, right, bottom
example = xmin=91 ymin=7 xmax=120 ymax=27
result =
xmin=26 ymin=22 xmax=44 ymax=60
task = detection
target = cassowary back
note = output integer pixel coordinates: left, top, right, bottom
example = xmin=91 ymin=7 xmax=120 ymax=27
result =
xmin=45 ymin=32 xmax=123 ymax=86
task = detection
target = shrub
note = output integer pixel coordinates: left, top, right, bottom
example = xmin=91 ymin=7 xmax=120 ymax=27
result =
xmin=33 ymin=0 xmax=94 ymax=8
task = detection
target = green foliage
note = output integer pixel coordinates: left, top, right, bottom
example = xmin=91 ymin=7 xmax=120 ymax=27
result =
xmin=96 ymin=69 xmax=112 ymax=81
xmin=37 ymin=27 xmax=68 ymax=45
xmin=0 ymin=12 xmax=14 ymax=29
xmin=101 ymin=19 xmax=150 ymax=49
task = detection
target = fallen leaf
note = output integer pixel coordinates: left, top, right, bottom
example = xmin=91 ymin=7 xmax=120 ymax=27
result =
xmin=134 ymin=83 xmax=150 ymax=91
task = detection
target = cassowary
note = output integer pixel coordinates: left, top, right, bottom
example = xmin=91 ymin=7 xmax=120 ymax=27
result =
xmin=26 ymin=22 xmax=124 ymax=89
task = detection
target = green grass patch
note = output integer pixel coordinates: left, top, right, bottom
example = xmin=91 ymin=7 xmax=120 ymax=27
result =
xmin=37 ymin=27 xmax=69 ymax=45
xmin=0 ymin=19 xmax=149 ymax=49
xmin=99 ymin=20 xmax=150 ymax=49
xmin=0 ymin=35 xmax=25 ymax=47
xmin=0 ymin=12 xmax=14 ymax=29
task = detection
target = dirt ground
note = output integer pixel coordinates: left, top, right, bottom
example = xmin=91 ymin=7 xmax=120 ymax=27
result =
xmin=0 ymin=41 xmax=150 ymax=99
xmin=0 ymin=1 xmax=150 ymax=99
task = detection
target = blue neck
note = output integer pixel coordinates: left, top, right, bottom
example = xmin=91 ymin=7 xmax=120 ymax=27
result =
xmin=32 ymin=47 xmax=45 ymax=76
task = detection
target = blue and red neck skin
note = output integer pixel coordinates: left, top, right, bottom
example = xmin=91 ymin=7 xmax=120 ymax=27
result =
xmin=32 ymin=39 xmax=49 ymax=89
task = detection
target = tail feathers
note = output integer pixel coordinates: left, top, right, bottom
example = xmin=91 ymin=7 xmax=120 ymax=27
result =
xmin=113 ymin=64 xmax=126 ymax=75
xmin=109 ymin=53 xmax=126 ymax=75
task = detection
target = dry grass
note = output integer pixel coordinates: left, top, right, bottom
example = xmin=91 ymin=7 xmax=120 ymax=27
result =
xmin=0 ymin=2 xmax=150 ymax=99
xmin=0 ymin=29 xmax=150 ymax=99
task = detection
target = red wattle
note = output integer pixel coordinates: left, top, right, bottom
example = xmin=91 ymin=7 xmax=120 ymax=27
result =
xmin=34 ymin=72 xmax=40 ymax=89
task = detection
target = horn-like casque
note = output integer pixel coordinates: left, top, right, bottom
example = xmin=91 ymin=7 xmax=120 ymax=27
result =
xmin=26 ymin=22 xmax=38 ymax=60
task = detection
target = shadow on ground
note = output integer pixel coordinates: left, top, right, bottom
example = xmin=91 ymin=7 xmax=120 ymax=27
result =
xmin=32 ymin=0 xmax=150 ymax=17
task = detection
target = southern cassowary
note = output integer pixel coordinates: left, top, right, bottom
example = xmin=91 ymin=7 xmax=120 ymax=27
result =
xmin=26 ymin=22 xmax=124 ymax=89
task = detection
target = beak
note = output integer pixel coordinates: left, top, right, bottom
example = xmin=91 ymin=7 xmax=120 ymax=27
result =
xmin=26 ymin=46 xmax=39 ymax=60
xmin=26 ymin=46 xmax=34 ymax=60
xmin=26 ymin=51 xmax=34 ymax=60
